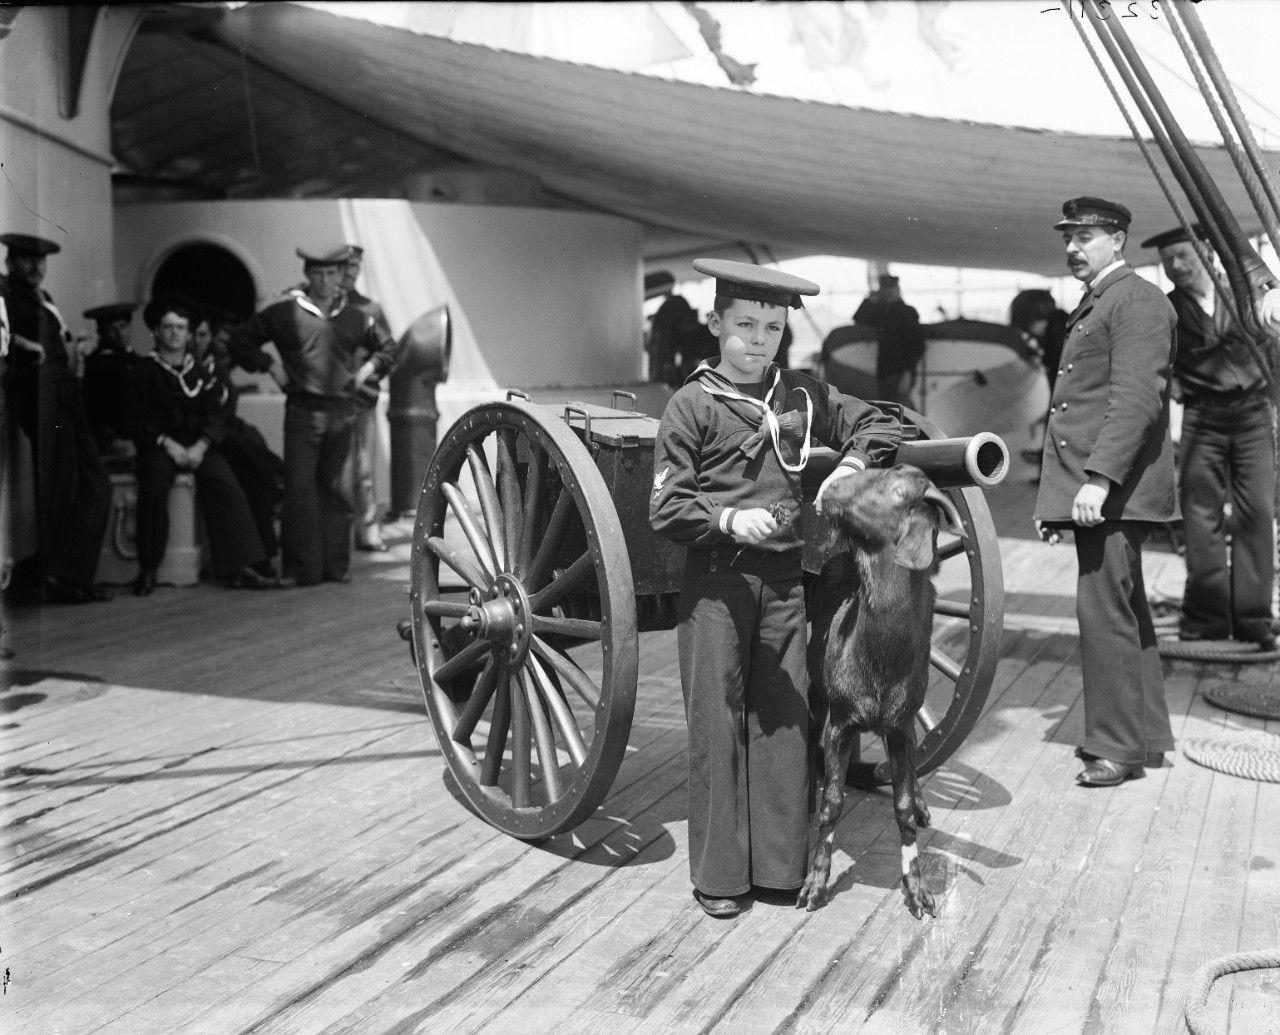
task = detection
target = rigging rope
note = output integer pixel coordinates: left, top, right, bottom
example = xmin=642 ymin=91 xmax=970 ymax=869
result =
xmin=1064 ymin=3 xmax=1258 ymax=373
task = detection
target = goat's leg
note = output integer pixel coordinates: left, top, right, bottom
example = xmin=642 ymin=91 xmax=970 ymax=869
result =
xmin=797 ymin=719 xmax=855 ymax=911
xmin=912 ymin=765 xmax=931 ymax=830
xmin=885 ymin=728 xmax=935 ymax=919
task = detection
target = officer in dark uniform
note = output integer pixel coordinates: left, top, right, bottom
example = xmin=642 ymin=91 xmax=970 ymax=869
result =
xmin=1142 ymin=225 xmax=1276 ymax=650
xmin=1034 ymin=198 xmax=1179 ymax=787
xmin=1 ymin=233 xmax=113 ymax=603
xmin=342 ymin=244 xmax=398 ymax=552
xmin=227 ymin=244 xmax=399 ymax=586
xmin=81 ymin=302 xmax=140 ymax=463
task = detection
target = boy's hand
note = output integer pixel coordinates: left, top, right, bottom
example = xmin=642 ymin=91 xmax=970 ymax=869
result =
xmin=730 ymin=508 xmax=778 ymax=545
xmin=815 ymin=465 xmax=860 ymax=514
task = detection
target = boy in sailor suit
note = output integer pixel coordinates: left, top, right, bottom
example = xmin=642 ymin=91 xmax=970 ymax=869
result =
xmin=650 ymin=259 xmax=901 ymax=917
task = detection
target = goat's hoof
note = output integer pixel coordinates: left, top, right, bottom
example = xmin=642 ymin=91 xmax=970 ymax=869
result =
xmin=796 ymin=876 xmax=828 ymax=911
xmin=903 ymin=880 xmax=936 ymax=919
xmin=915 ymin=803 xmax=932 ymax=828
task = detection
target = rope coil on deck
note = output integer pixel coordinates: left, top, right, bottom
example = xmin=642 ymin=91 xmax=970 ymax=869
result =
xmin=1185 ymin=950 xmax=1280 ymax=1035
xmin=1181 ymin=729 xmax=1280 ymax=783
xmin=1157 ymin=637 xmax=1280 ymax=664
xmin=1202 ymin=683 xmax=1280 ymax=720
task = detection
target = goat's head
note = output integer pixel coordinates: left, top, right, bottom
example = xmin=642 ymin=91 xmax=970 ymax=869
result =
xmin=821 ymin=465 xmax=966 ymax=570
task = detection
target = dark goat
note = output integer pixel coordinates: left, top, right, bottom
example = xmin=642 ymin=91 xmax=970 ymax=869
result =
xmin=797 ymin=465 xmax=964 ymax=917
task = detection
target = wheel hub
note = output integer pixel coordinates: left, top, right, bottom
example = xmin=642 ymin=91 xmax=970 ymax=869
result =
xmin=460 ymin=573 xmax=532 ymax=665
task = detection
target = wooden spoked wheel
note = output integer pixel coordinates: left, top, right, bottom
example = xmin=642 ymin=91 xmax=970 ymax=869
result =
xmin=409 ymin=400 xmax=638 ymax=839
xmin=845 ymin=410 xmax=1005 ymax=787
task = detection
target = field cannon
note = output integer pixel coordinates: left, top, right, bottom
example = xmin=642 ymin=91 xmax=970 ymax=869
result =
xmin=406 ymin=392 xmax=1007 ymax=839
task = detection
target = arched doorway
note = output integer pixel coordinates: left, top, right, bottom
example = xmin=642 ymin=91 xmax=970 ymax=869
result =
xmin=150 ymin=242 xmax=257 ymax=321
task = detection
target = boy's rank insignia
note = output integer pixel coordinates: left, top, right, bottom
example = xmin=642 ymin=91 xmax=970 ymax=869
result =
xmin=652 ymin=466 xmax=669 ymax=500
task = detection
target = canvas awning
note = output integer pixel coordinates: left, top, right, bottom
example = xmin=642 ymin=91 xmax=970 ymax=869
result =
xmin=113 ymin=2 xmax=1276 ymax=276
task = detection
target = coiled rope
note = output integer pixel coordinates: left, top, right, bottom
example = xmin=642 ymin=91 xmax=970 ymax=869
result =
xmin=1158 ymin=638 xmax=1280 ymax=664
xmin=1185 ymin=950 xmax=1280 ymax=1034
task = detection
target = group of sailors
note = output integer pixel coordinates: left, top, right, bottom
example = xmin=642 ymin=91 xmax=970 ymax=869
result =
xmin=0 ymin=234 xmax=400 ymax=606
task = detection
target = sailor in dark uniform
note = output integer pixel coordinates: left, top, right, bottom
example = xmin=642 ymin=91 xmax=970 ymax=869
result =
xmin=650 ymin=259 xmax=901 ymax=917
xmin=2 ymin=232 xmax=114 ymax=603
xmin=227 ymin=244 xmax=399 ymax=586
xmin=342 ymin=245 xmax=399 ymax=552
xmin=81 ymin=302 xmax=140 ymax=464
xmin=130 ymin=297 xmax=273 ymax=595
xmin=1142 ymin=225 xmax=1277 ymax=650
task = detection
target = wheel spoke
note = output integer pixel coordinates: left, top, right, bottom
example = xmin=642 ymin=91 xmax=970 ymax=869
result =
xmin=531 ymin=636 xmax=600 ymax=709
xmin=452 ymin=658 xmax=499 ymax=746
xmin=496 ymin=429 xmax=523 ymax=574
xmin=532 ymin=615 xmax=602 ymax=641
xmin=426 ymin=536 xmax=490 ymax=591
xmin=937 ymin=537 xmax=966 ymax=562
xmin=524 ymin=487 xmax=575 ymax=593
xmin=516 ymin=443 xmax=545 ymax=578
xmin=466 ymin=444 xmax=507 ymax=572
xmin=527 ymin=653 xmax=588 ymax=766
xmin=521 ymin=671 xmax=564 ymax=802
xmin=479 ymin=663 xmax=512 ymax=786
xmin=511 ymin=671 xmax=532 ymax=807
xmin=422 ymin=599 xmax=471 ymax=620
xmin=443 ymin=482 xmax=500 ymax=578
xmin=929 ymin=645 xmax=963 ymax=681
xmin=916 ymin=701 xmax=940 ymax=734
xmin=529 ymin=552 xmax=595 ymax=613
xmin=433 ymin=638 xmax=489 ymax=686
xmin=933 ymin=598 xmax=971 ymax=620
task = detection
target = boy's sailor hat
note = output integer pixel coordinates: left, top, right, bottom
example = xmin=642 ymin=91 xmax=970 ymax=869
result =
xmin=693 ymin=258 xmax=819 ymax=310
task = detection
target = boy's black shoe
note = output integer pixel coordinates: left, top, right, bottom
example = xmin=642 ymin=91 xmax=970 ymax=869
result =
xmin=693 ymin=889 xmax=741 ymax=918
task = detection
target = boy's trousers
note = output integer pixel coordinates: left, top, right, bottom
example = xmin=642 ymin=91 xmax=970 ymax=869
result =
xmin=678 ymin=545 xmax=810 ymax=897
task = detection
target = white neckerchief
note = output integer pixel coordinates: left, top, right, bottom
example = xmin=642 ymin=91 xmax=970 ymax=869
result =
xmin=291 ymin=288 xmax=346 ymax=320
xmin=0 ymin=295 xmax=8 ymax=358
xmin=693 ymin=362 xmax=814 ymax=473
xmin=149 ymin=350 xmax=203 ymax=398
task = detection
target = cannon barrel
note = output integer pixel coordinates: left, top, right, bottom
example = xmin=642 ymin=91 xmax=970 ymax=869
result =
xmin=802 ymin=432 xmax=1009 ymax=494
xmin=389 ymin=304 xmax=452 ymax=516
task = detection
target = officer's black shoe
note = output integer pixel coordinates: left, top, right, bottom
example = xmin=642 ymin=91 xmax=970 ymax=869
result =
xmin=132 ymin=569 xmax=157 ymax=597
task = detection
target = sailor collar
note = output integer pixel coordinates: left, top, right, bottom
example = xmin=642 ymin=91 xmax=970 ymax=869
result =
xmin=147 ymin=350 xmax=204 ymax=397
xmin=290 ymin=287 xmax=347 ymax=319
xmin=690 ymin=361 xmax=814 ymax=473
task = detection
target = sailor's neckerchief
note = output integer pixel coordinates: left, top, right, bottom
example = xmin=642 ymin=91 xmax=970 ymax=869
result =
xmin=148 ymin=350 xmax=205 ymax=398
xmin=689 ymin=360 xmax=813 ymax=473
xmin=289 ymin=287 xmax=347 ymax=319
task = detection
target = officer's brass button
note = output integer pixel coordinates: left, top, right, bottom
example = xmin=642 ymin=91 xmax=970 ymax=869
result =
xmin=1061 ymin=402 xmax=1067 ymax=410
xmin=709 ymin=565 xmax=717 ymax=572
xmin=1067 ymin=363 xmax=1074 ymax=371
xmin=1059 ymin=440 xmax=1067 ymax=447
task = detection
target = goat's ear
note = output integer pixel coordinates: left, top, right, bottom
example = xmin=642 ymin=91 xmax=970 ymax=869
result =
xmin=893 ymin=508 xmax=937 ymax=570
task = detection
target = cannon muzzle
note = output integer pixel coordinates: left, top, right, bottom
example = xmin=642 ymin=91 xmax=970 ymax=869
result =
xmin=802 ymin=432 xmax=1009 ymax=495
xmin=895 ymin=432 xmax=1009 ymax=489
